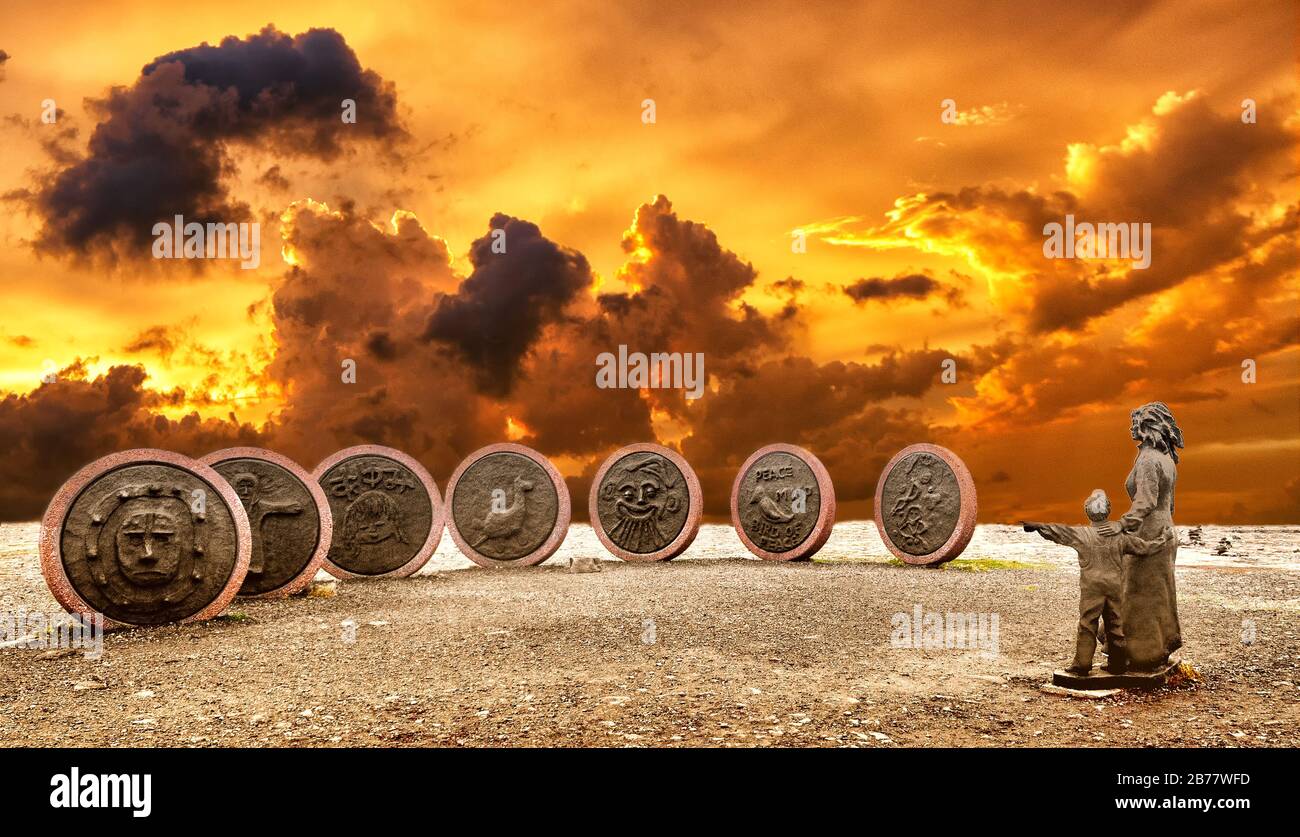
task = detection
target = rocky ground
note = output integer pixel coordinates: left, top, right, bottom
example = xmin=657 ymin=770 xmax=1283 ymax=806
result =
xmin=2 ymin=549 xmax=1297 ymax=747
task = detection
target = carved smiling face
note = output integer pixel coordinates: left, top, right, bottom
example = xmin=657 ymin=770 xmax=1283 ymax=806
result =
xmin=616 ymin=471 xmax=669 ymax=520
xmin=114 ymin=507 xmax=184 ymax=586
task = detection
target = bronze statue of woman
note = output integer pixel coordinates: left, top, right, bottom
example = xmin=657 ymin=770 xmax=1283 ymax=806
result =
xmin=1098 ymin=402 xmax=1184 ymax=671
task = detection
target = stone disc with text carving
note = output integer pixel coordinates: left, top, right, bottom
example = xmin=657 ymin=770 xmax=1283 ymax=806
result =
xmin=39 ymin=449 xmax=251 ymax=628
xmin=874 ymin=443 xmax=977 ymax=566
xmin=590 ymin=443 xmax=702 ymax=561
xmin=730 ymin=444 xmax=836 ymax=561
xmin=447 ymin=443 xmax=571 ymax=568
xmin=311 ymin=446 xmax=443 ymax=579
xmin=201 ymin=447 xmax=332 ymax=598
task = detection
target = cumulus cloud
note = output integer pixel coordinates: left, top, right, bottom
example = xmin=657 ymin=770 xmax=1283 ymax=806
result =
xmin=29 ymin=26 xmax=402 ymax=260
xmin=424 ymin=215 xmax=593 ymax=396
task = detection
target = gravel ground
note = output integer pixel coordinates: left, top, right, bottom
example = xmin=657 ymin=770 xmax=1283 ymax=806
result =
xmin=1 ymin=529 xmax=1297 ymax=747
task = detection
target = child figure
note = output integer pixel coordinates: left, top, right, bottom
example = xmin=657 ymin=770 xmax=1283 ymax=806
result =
xmin=1023 ymin=489 xmax=1169 ymax=675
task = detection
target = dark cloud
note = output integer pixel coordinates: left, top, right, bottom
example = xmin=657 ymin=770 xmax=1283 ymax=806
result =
xmin=424 ymin=214 xmax=592 ymax=396
xmin=256 ymin=164 xmax=291 ymax=192
xmin=844 ymin=272 xmax=961 ymax=305
xmin=0 ymin=364 xmax=260 ymax=520
xmin=30 ymin=26 xmax=402 ymax=260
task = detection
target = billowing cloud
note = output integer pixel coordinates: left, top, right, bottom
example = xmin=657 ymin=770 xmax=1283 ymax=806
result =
xmin=29 ymin=26 xmax=402 ymax=260
xmin=807 ymin=91 xmax=1298 ymax=334
xmin=424 ymin=215 xmax=593 ymax=396
xmin=0 ymin=363 xmax=260 ymax=520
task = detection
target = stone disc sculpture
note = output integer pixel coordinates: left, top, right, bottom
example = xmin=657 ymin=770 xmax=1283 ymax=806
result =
xmin=311 ymin=445 xmax=444 ymax=579
xmin=39 ymin=448 xmax=251 ymax=629
xmin=730 ymin=443 xmax=836 ymax=561
xmin=446 ymin=443 xmax=571 ymax=568
xmin=589 ymin=443 xmax=702 ymax=561
xmin=200 ymin=447 xmax=333 ymax=598
xmin=874 ymin=443 xmax=977 ymax=566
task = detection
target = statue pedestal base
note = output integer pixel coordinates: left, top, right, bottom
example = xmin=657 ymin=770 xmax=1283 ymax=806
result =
xmin=1051 ymin=658 xmax=1181 ymax=690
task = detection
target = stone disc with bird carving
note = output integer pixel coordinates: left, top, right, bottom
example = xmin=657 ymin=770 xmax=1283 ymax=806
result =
xmin=730 ymin=444 xmax=836 ymax=561
xmin=446 ymin=443 xmax=571 ymax=568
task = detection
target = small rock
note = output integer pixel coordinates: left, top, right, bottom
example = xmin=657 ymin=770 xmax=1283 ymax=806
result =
xmin=134 ymin=689 xmax=155 ymax=699
xmin=73 ymin=679 xmax=107 ymax=691
xmin=568 ymin=554 xmax=603 ymax=573
xmin=307 ymin=580 xmax=337 ymax=598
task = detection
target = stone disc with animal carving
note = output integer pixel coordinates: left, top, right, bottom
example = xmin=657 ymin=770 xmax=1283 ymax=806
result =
xmin=874 ymin=443 xmax=977 ymax=566
xmin=311 ymin=445 xmax=443 ymax=579
xmin=201 ymin=447 xmax=332 ymax=598
xmin=446 ymin=443 xmax=571 ymax=568
xmin=39 ymin=449 xmax=251 ymax=628
xmin=730 ymin=444 xmax=836 ymax=561
xmin=590 ymin=443 xmax=702 ymax=561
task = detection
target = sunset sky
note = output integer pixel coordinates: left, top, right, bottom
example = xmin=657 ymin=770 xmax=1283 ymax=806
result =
xmin=0 ymin=0 xmax=1296 ymax=524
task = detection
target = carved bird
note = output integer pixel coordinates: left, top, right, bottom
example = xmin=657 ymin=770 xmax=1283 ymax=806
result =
xmin=751 ymin=487 xmax=795 ymax=523
xmin=471 ymin=475 xmax=534 ymax=548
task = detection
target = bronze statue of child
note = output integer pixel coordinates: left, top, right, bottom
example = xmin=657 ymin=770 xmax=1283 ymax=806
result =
xmin=1023 ymin=489 xmax=1169 ymax=675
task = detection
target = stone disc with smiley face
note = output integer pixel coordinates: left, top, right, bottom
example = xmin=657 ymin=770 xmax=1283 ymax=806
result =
xmin=311 ymin=445 xmax=444 ymax=579
xmin=446 ymin=443 xmax=571 ymax=568
xmin=730 ymin=443 xmax=837 ymax=561
xmin=201 ymin=447 xmax=333 ymax=598
xmin=39 ymin=449 xmax=252 ymax=629
xmin=589 ymin=443 xmax=702 ymax=561
xmin=874 ymin=443 xmax=977 ymax=566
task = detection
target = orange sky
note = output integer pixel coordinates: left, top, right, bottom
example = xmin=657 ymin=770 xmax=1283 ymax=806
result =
xmin=0 ymin=1 xmax=1297 ymax=523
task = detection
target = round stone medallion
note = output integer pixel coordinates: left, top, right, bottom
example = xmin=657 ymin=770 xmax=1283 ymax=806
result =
xmin=200 ymin=447 xmax=332 ymax=598
xmin=730 ymin=444 xmax=836 ymax=561
xmin=589 ymin=443 xmax=702 ymax=561
xmin=446 ymin=443 xmax=571 ymax=568
xmin=38 ymin=448 xmax=251 ymax=629
xmin=311 ymin=445 xmax=443 ymax=579
xmin=874 ymin=443 xmax=977 ymax=566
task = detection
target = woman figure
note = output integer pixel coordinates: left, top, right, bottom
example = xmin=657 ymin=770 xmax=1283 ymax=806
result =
xmin=1100 ymin=402 xmax=1184 ymax=671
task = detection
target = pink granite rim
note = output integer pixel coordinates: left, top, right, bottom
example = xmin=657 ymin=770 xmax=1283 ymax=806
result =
xmin=200 ymin=446 xmax=333 ymax=599
xmin=38 ymin=448 xmax=252 ymax=630
xmin=309 ymin=444 xmax=444 ymax=579
xmin=873 ymin=442 xmax=978 ymax=566
xmin=445 ymin=442 xmax=571 ymax=569
xmin=587 ymin=442 xmax=703 ymax=562
xmin=729 ymin=443 xmax=837 ymax=562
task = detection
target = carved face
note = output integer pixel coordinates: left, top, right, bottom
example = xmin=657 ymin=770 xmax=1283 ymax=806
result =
xmin=343 ymin=490 xmax=403 ymax=546
xmin=232 ymin=472 xmax=260 ymax=508
xmin=616 ymin=470 xmax=671 ymax=521
xmin=114 ymin=508 xmax=184 ymax=585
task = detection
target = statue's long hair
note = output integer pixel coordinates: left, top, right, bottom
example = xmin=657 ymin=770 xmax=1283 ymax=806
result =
xmin=1131 ymin=402 xmax=1185 ymax=464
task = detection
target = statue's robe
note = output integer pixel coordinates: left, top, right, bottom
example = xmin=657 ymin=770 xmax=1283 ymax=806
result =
xmin=1119 ymin=446 xmax=1182 ymax=670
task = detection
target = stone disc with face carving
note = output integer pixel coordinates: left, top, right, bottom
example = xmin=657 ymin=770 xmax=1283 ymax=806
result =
xmin=874 ymin=443 xmax=977 ymax=566
xmin=446 ymin=443 xmax=571 ymax=568
xmin=730 ymin=444 xmax=836 ymax=561
xmin=39 ymin=449 xmax=251 ymax=629
xmin=201 ymin=447 xmax=332 ymax=598
xmin=589 ymin=443 xmax=702 ymax=562
xmin=311 ymin=446 xmax=443 ymax=579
